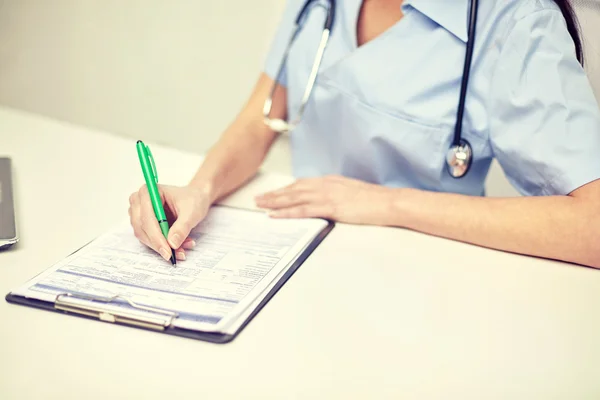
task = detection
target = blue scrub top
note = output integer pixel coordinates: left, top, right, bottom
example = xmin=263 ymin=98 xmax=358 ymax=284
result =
xmin=262 ymin=0 xmax=600 ymax=196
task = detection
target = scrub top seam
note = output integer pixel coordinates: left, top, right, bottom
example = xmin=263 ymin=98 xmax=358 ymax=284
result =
xmin=316 ymin=77 xmax=450 ymax=132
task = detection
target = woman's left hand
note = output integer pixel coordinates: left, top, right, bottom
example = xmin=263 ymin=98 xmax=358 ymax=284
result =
xmin=255 ymin=175 xmax=396 ymax=225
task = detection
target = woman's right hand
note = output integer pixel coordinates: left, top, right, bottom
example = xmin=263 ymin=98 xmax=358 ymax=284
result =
xmin=128 ymin=184 xmax=211 ymax=261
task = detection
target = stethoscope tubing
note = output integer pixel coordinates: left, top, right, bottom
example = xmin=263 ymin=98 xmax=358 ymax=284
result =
xmin=267 ymin=0 xmax=479 ymax=179
xmin=452 ymin=0 xmax=480 ymax=147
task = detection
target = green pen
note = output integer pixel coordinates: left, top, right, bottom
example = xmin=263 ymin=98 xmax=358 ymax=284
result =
xmin=136 ymin=140 xmax=176 ymax=265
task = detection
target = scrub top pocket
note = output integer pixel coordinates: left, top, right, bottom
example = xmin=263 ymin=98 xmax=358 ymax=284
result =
xmin=288 ymin=77 xmax=492 ymax=196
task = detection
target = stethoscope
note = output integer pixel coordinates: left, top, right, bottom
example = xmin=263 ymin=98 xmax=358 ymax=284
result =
xmin=263 ymin=0 xmax=480 ymax=179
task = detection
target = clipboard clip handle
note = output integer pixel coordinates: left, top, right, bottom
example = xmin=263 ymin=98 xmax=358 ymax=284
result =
xmin=54 ymin=293 xmax=179 ymax=331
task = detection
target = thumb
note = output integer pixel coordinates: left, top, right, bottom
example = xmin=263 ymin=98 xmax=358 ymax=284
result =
xmin=167 ymin=202 xmax=201 ymax=249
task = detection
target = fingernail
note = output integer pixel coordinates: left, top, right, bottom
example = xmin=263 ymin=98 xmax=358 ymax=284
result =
xmin=176 ymin=251 xmax=186 ymax=261
xmin=187 ymin=240 xmax=196 ymax=247
xmin=159 ymin=248 xmax=171 ymax=261
xmin=170 ymin=233 xmax=181 ymax=248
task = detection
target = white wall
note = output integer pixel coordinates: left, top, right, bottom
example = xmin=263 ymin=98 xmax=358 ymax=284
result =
xmin=0 ymin=0 xmax=599 ymax=197
xmin=0 ymin=0 xmax=291 ymax=171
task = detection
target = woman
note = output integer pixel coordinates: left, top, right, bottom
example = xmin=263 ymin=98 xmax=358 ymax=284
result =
xmin=128 ymin=0 xmax=600 ymax=269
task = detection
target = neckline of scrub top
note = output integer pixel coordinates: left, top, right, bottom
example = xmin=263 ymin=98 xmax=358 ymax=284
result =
xmin=343 ymin=0 xmax=405 ymax=52
xmin=320 ymin=0 xmax=469 ymax=93
xmin=331 ymin=0 xmax=411 ymax=78
xmin=342 ymin=0 xmax=470 ymax=54
xmin=403 ymin=0 xmax=470 ymax=42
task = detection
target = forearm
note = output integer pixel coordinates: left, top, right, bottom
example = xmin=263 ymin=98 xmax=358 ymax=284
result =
xmin=188 ymin=118 xmax=276 ymax=203
xmin=391 ymin=188 xmax=600 ymax=268
xmin=188 ymin=73 xmax=285 ymax=203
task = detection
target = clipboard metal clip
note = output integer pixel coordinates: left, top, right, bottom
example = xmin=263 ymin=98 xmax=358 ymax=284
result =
xmin=54 ymin=293 xmax=179 ymax=331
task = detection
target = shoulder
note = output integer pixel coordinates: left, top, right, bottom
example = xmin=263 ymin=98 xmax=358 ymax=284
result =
xmin=487 ymin=0 xmax=563 ymax=21
xmin=496 ymin=0 xmax=562 ymax=18
xmin=484 ymin=0 xmax=569 ymax=42
xmin=478 ymin=0 xmax=582 ymax=79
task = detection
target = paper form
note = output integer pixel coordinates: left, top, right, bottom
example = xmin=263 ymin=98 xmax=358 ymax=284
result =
xmin=12 ymin=206 xmax=328 ymax=332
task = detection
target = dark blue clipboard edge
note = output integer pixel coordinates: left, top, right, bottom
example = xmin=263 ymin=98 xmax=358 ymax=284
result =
xmin=5 ymin=209 xmax=335 ymax=344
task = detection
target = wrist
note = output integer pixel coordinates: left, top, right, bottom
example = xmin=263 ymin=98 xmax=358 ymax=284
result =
xmin=187 ymin=176 xmax=218 ymax=203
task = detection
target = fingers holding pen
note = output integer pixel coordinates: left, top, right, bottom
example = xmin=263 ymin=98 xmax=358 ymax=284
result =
xmin=173 ymin=238 xmax=196 ymax=261
xmin=139 ymin=186 xmax=176 ymax=261
xmin=128 ymin=183 xmax=209 ymax=263
xmin=129 ymin=188 xmax=172 ymax=262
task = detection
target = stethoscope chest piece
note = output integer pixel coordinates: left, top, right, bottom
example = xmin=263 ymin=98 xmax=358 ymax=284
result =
xmin=446 ymin=139 xmax=473 ymax=179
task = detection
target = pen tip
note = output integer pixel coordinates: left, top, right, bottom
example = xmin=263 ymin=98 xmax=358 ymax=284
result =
xmin=136 ymin=140 xmax=142 ymax=144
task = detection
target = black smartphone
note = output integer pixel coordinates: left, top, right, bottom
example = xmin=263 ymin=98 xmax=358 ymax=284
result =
xmin=0 ymin=157 xmax=18 ymax=250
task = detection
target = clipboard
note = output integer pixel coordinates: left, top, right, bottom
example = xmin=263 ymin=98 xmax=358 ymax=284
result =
xmin=5 ymin=216 xmax=334 ymax=344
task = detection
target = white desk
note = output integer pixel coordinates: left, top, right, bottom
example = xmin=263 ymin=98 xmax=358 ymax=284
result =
xmin=1 ymin=106 xmax=600 ymax=399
